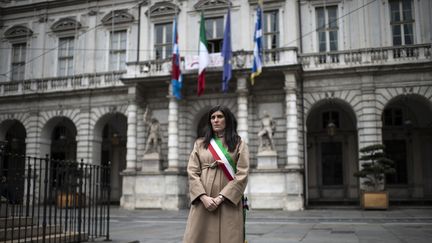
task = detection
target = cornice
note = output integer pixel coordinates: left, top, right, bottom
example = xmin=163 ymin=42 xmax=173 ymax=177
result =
xmin=248 ymin=0 xmax=287 ymax=6
xmin=101 ymin=9 xmax=135 ymax=26
xmin=194 ymin=0 xmax=231 ymax=11
xmin=0 ymin=0 xmax=139 ymax=15
xmin=146 ymin=1 xmax=180 ymax=18
xmin=4 ymin=25 xmax=33 ymax=40
xmin=51 ymin=17 xmax=82 ymax=33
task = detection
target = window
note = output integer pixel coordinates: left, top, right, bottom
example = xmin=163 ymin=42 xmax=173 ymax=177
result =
xmin=58 ymin=37 xmax=74 ymax=76
xmin=322 ymin=111 xmax=340 ymax=129
xmin=390 ymin=0 xmax=414 ymax=46
xmin=109 ymin=30 xmax=127 ymax=70
xmin=383 ymin=108 xmax=403 ymax=126
xmin=263 ymin=10 xmax=279 ymax=51
xmin=154 ymin=23 xmax=172 ymax=60
xmin=11 ymin=43 xmax=26 ymax=81
xmin=205 ymin=17 xmax=223 ymax=53
xmin=316 ymin=6 xmax=338 ymax=52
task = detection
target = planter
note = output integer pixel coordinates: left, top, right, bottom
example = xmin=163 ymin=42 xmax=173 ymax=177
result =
xmin=361 ymin=191 xmax=389 ymax=210
xmin=56 ymin=192 xmax=84 ymax=208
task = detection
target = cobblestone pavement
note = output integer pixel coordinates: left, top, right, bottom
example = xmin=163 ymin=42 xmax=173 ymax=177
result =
xmin=100 ymin=206 xmax=432 ymax=243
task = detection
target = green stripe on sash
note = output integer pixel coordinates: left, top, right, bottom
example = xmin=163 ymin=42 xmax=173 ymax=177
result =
xmin=214 ymin=136 xmax=237 ymax=173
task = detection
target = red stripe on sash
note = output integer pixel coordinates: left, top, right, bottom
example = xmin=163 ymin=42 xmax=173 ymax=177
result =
xmin=208 ymin=144 xmax=234 ymax=181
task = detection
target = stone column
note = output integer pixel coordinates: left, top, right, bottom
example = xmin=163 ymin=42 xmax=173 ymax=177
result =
xmin=236 ymin=74 xmax=249 ymax=143
xmin=166 ymin=85 xmax=179 ymax=171
xmin=283 ymin=71 xmax=304 ymax=211
xmin=284 ymin=72 xmax=300 ymax=169
xmin=125 ymin=88 xmax=138 ymax=171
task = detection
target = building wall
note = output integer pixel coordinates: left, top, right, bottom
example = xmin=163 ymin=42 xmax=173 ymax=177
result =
xmin=1 ymin=0 xmax=431 ymax=209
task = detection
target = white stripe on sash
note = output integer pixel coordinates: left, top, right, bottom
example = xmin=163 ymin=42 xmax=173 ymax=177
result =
xmin=210 ymin=138 xmax=235 ymax=179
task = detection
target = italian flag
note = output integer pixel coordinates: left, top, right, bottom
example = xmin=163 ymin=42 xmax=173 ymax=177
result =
xmin=198 ymin=13 xmax=209 ymax=96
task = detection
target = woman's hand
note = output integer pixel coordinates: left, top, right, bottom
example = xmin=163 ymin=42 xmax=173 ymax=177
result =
xmin=200 ymin=195 xmax=218 ymax=211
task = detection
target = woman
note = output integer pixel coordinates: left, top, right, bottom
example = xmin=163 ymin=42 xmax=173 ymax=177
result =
xmin=183 ymin=105 xmax=249 ymax=243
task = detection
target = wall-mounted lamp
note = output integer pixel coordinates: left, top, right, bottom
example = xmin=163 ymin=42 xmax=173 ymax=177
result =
xmin=327 ymin=120 xmax=336 ymax=137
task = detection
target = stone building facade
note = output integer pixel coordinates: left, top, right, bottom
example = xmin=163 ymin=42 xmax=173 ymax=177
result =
xmin=0 ymin=0 xmax=431 ymax=211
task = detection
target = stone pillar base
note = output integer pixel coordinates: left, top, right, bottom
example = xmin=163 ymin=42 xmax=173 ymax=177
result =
xmin=120 ymin=171 xmax=188 ymax=210
xmin=247 ymin=170 xmax=304 ymax=211
xmin=256 ymin=150 xmax=278 ymax=169
xmin=141 ymin=153 xmax=161 ymax=172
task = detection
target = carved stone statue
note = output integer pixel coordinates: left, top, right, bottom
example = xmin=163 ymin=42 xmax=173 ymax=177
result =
xmin=143 ymin=108 xmax=162 ymax=155
xmin=258 ymin=111 xmax=276 ymax=152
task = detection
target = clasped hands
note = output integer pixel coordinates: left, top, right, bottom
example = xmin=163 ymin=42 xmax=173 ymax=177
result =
xmin=200 ymin=194 xmax=224 ymax=212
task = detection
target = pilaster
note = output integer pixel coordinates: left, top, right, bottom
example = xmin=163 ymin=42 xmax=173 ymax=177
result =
xmin=166 ymin=85 xmax=179 ymax=171
xmin=284 ymin=72 xmax=300 ymax=169
xmin=236 ymin=74 xmax=249 ymax=143
xmin=125 ymin=86 xmax=138 ymax=171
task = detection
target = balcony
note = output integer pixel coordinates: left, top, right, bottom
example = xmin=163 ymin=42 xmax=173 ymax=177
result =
xmin=0 ymin=71 xmax=125 ymax=97
xmin=123 ymin=47 xmax=299 ymax=80
xmin=299 ymin=44 xmax=431 ymax=71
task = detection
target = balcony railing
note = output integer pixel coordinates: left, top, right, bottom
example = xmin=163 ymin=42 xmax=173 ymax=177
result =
xmin=0 ymin=71 xmax=125 ymax=97
xmin=123 ymin=47 xmax=298 ymax=79
xmin=299 ymin=44 xmax=431 ymax=71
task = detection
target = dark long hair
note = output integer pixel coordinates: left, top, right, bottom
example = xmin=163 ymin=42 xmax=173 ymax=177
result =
xmin=203 ymin=105 xmax=240 ymax=152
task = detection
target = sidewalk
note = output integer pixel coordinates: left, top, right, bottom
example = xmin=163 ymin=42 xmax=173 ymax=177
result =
xmin=103 ymin=206 xmax=432 ymax=243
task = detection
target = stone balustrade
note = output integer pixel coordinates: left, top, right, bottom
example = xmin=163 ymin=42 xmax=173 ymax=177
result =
xmin=0 ymin=71 xmax=125 ymax=97
xmin=299 ymin=44 xmax=431 ymax=71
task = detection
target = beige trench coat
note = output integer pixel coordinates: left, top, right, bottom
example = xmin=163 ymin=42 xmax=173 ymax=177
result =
xmin=183 ymin=138 xmax=249 ymax=243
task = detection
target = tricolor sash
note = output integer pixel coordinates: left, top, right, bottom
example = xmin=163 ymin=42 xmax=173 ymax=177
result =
xmin=208 ymin=137 xmax=249 ymax=243
xmin=208 ymin=137 xmax=236 ymax=181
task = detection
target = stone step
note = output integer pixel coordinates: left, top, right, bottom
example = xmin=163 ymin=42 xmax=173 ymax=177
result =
xmin=3 ymin=231 xmax=88 ymax=243
xmin=0 ymin=217 xmax=36 ymax=228
xmin=0 ymin=225 xmax=62 ymax=241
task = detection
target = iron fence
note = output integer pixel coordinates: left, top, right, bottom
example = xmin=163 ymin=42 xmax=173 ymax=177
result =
xmin=0 ymin=147 xmax=111 ymax=242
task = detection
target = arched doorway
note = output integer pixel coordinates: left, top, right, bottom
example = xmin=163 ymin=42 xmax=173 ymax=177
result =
xmin=382 ymin=95 xmax=432 ymax=201
xmin=94 ymin=113 xmax=127 ymax=203
xmin=306 ymin=99 xmax=359 ymax=205
xmin=0 ymin=120 xmax=26 ymax=203
xmin=49 ymin=118 xmax=77 ymax=201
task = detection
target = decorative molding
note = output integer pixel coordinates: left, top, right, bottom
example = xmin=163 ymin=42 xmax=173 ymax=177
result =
xmin=101 ymin=9 xmax=135 ymax=26
xmin=248 ymin=0 xmax=287 ymax=6
xmin=194 ymin=0 xmax=231 ymax=11
xmin=146 ymin=1 xmax=180 ymax=18
xmin=4 ymin=25 xmax=33 ymax=40
xmin=51 ymin=17 xmax=82 ymax=33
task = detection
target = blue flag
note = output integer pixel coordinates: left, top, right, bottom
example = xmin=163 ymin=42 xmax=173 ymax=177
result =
xmin=251 ymin=4 xmax=263 ymax=85
xmin=221 ymin=8 xmax=232 ymax=92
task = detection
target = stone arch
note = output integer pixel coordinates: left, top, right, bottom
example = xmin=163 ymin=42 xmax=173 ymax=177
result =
xmin=0 ymin=113 xmax=30 ymax=139
xmin=304 ymin=91 xmax=360 ymax=129
xmin=90 ymin=105 xmax=128 ymax=137
xmin=187 ymin=98 xmax=237 ymax=140
xmin=376 ymin=86 xmax=432 ymax=115
xmin=38 ymin=109 xmax=79 ymax=161
xmin=39 ymin=109 xmax=80 ymax=141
